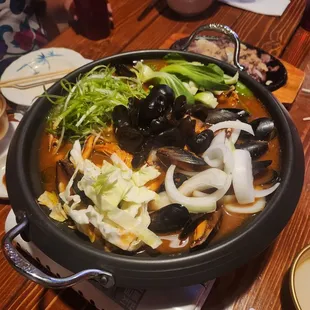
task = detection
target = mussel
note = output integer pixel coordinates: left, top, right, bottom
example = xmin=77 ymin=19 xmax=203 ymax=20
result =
xmin=149 ymin=116 xmax=172 ymax=134
xmin=131 ymin=139 xmax=155 ymax=169
xmin=187 ymin=103 xmax=209 ymax=122
xmin=252 ymin=160 xmax=272 ymax=176
xmin=254 ymin=168 xmax=281 ymax=186
xmin=177 ymin=116 xmax=196 ymax=139
xmin=205 ymin=109 xmax=250 ymax=124
xmin=149 ymin=204 xmax=190 ymax=233
xmin=240 ymin=117 xmax=276 ymax=141
xmin=154 ymin=128 xmax=185 ymax=148
xmin=138 ymin=85 xmax=175 ymax=126
xmin=156 ymin=146 xmax=207 ymax=170
xmin=114 ymin=64 xmax=136 ymax=78
xmin=187 ymin=129 xmax=214 ymax=154
xmin=235 ymin=140 xmax=268 ymax=160
xmin=128 ymin=97 xmax=140 ymax=128
xmin=112 ymin=105 xmax=130 ymax=128
xmin=172 ymin=95 xmax=188 ymax=120
xmin=115 ymin=126 xmax=144 ymax=153
xmin=180 ymin=209 xmax=222 ymax=248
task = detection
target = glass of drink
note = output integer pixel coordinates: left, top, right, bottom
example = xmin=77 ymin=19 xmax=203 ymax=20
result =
xmin=73 ymin=0 xmax=111 ymax=40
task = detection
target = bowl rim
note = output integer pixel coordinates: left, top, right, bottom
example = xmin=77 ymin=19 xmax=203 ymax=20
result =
xmin=6 ymin=49 xmax=305 ymax=285
xmin=290 ymin=243 xmax=310 ymax=310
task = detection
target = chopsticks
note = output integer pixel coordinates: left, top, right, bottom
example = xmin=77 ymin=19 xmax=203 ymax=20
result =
xmin=0 ymin=68 xmax=75 ymax=89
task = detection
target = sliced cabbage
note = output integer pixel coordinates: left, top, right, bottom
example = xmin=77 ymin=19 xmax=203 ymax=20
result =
xmin=108 ymin=208 xmax=162 ymax=249
xmin=123 ymin=185 xmax=157 ymax=204
xmin=70 ymin=140 xmax=85 ymax=171
xmin=132 ymin=164 xmax=161 ymax=187
xmin=38 ymin=191 xmax=68 ymax=222
xmin=148 ymin=191 xmax=172 ymax=211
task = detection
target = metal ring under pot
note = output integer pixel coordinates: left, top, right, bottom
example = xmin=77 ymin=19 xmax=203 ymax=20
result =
xmin=2 ymin=212 xmax=115 ymax=289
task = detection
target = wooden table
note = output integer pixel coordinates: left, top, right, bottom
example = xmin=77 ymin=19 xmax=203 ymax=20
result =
xmin=1 ymin=0 xmax=310 ymax=309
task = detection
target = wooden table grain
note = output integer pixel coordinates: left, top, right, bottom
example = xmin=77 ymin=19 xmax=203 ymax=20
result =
xmin=0 ymin=0 xmax=309 ymax=309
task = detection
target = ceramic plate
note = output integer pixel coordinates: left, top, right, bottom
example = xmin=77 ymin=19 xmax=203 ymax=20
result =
xmin=1 ymin=48 xmax=91 ymax=106
xmin=0 ymin=112 xmax=23 ymax=199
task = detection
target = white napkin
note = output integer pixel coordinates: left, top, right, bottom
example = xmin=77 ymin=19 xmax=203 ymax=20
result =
xmin=219 ymin=0 xmax=291 ymax=16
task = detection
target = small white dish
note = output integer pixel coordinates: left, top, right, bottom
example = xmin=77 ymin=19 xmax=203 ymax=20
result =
xmin=1 ymin=48 xmax=90 ymax=107
xmin=0 ymin=112 xmax=23 ymax=199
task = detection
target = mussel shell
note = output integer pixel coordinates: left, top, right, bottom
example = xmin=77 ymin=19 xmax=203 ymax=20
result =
xmin=254 ymin=168 xmax=281 ymax=186
xmin=149 ymin=204 xmax=190 ymax=233
xmin=187 ymin=103 xmax=209 ymax=122
xmin=150 ymin=84 xmax=175 ymax=106
xmin=205 ymin=109 xmax=250 ymax=124
xmin=149 ymin=116 xmax=172 ymax=134
xmin=138 ymin=85 xmax=175 ymax=126
xmin=131 ymin=139 xmax=155 ymax=169
xmin=114 ymin=64 xmax=136 ymax=78
xmin=173 ymin=95 xmax=187 ymax=120
xmin=252 ymin=160 xmax=272 ymax=176
xmin=179 ymin=213 xmax=207 ymax=239
xmin=116 ymin=126 xmax=144 ymax=153
xmin=178 ymin=116 xmax=196 ymax=139
xmin=187 ymin=129 xmax=214 ymax=154
xmin=112 ymin=105 xmax=130 ymax=128
xmin=156 ymin=146 xmax=207 ymax=166
xmin=128 ymin=97 xmax=141 ymax=128
xmin=240 ymin=117 xmax=276 ymax=141
xmin=223 ymin=108 xmax=250 ymax=122
xmin=154 ymin=128 xmax=185 ymax=148
xmin=235 ymin=140 xmax=268 ymax=160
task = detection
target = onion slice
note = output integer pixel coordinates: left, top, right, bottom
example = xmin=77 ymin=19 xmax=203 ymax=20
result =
xmin=178 ymin=168 xmax=228 ymax=195
xmin=209 ymin=121 xmax=254 ymax=136
xmin=165 ymin=165 xmax=220 ymax=213
xmin=192 ymin=174 xmax=232 ymax=198
xmin=203 ymin=144 xmax=234 ymax=174
xmin=255 ymin=182 xmax=280 ymax=198
xmin=224 ymin=195 xmax=266 ymax=214
xmin=232 ymin=149 xmax=255 ymax=204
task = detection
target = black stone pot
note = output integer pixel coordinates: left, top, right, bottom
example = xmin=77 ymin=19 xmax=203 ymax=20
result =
xmin=3 ymin=50 xmax=304 ymax=289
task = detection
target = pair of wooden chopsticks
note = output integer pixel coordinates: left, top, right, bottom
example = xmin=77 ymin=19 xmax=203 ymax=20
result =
xmin=0 ymin=68 xmax=75 ymax=89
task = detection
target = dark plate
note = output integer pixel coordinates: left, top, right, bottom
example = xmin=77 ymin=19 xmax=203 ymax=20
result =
xmin=170 ymin=35 xmax=288 ymax=92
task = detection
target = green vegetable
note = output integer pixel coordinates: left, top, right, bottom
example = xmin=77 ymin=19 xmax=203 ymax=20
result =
xmin=160 ymin=62 xmax=231 ymax=91
xmin=236 ymin=81 xmax=254 ymax=97
xmin=224 ymin=72 xmax=239 ymax=85
xmin=195 ymin=91 xmax=218 ymax=108
xmin=46 ymin=65 xmax=146 ymax=145
xmin=132 ymin=62 xmax=195 ymax=104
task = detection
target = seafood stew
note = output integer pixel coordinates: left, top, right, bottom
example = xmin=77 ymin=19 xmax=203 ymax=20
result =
xmin=38 ymin=55 xmax=281 ymax=257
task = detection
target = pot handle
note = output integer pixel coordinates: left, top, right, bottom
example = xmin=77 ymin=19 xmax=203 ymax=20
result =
xmin=172 ymin=23 xmax=245 ymax=71
xmin=1 ymin=213 xmax=115 ymax=289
